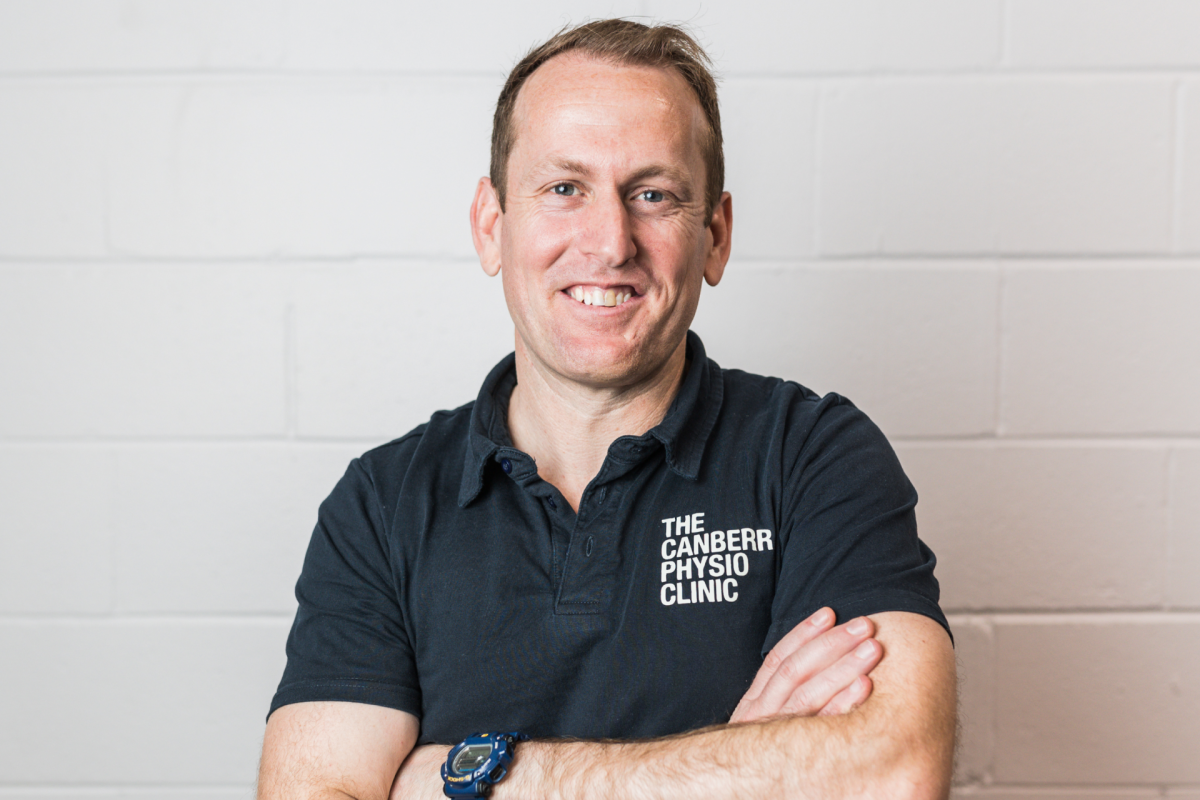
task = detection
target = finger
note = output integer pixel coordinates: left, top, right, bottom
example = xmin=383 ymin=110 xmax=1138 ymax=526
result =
xmin=776 ymin=637 xmax=882 ymax=717
xmin=747 ymin=617 xmax=876 ymax=719
xmin=741 ymin=608 xmax=835 ymax=705
xmin=732 ymin=609 xmax=836 ymax=723
xmin=817 ymin=675 xmax=874 ymax=717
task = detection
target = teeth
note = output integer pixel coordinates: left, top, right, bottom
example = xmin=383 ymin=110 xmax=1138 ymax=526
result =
xmin=567 ymin=287 xmax=635 ymax=307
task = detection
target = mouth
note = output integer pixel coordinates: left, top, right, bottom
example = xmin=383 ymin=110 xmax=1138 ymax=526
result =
xmin=563 ymin=284 xmax=637 ymax=308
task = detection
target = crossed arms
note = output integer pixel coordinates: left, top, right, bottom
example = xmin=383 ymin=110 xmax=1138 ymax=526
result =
xmin=258 ymin=608 xmax=956 ymax=800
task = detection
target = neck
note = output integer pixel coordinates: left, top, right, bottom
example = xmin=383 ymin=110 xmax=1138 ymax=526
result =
xmin=507 ymin=338 xmax=688 ymax=511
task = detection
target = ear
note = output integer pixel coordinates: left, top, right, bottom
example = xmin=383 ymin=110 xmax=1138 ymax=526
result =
xmin=703 ymin=191 xmax=733 ymax=287
xmin=471 ymin=177 xmax=504 ymax=277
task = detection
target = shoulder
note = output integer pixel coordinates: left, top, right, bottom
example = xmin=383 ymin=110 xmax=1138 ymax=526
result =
xmin=717 ymin=366 xmax=879 ymax=447
xmin=712 ymin=366 xmax=906 ymax=492
xmin=347 ymin=401 xmax=476 ymax=505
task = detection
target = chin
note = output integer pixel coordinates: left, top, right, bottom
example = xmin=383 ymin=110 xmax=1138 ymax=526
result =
xmin=554 ymin=340 xmax=665 ymax=388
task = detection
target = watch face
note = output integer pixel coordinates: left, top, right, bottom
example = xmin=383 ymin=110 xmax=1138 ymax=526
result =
xmin=451 ymin=743 xmax=492 ymax=775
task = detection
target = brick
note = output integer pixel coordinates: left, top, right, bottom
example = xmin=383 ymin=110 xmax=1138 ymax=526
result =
xmin=283 ymin=0 xmax=641 ymax=71
xmin=1008 ymin=0 xmax=1200 ymax=68
xmin=0 ymin=86 xmax=108 ymax=256
xmin=1170 ymin=449 xmax=1200 ymax=608
xmin=946 ymin=616 xmax=992 ymax=784
xmin=106 ymin=79 xmax=494 ymax=259
xmin=0 ymin=619 xmax=290 ymax=783
xmin=896 ymin=444 xmax=1168 ymax=611
xmin=994 ymin=616 xmax=1200 ymax=783
xmin=0 ymin=446 xmax=116 ymax=613
xmin=646 ymin=0 xmax=1001 ymax=73
xmin=1168 ymin=791 xmax=1200 ymax=799
xmin=691 ymin=263 xmax=998 ymax=437
xmin=114 ymin=443 xmax=364 ymax=613
xmin=721 ymin=81 xmax=818 ymax=258
xmin=0 ymin=265 xmax=286 ymax=437
xmin=0 ymin=0 xmax=284 ymax=72
xmin=293 ymin=260 xmax=514 ymax=438
xmin=1002 ymin=265 xmax=1200 ymax=435
xmin=1178 ymin=83 xmax=1200 ymax=253
xmin=820 ymin=80 xmax=1173 ymax=255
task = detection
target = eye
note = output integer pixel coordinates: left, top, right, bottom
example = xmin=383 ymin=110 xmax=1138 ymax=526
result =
xmin=551 ymin=184 xmax=578 ymax=197
xmin=638 ymin=190 xmax=665 ymax=203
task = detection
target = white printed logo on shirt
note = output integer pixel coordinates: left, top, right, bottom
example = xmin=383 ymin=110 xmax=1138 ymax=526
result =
xmin=658 ymin=512 xmax=773 ymax=606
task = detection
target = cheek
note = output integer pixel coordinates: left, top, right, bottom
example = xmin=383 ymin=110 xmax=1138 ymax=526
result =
xmin=503 ymin=215 xmax=573 ymax=285
xmin=638 ymin=221 xmax=709 ymax=287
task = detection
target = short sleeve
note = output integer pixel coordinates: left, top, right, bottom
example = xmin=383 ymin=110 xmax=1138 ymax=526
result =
xmin=268 ymin=458 xmax=422 ymax=719
xmin=762 ymin=397 xmax=950 ymax=655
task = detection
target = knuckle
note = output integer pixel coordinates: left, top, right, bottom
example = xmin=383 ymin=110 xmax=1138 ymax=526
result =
xmin=774 ymin=655 xmax=804 ymax=684
xmin=783 ymin=687 xmax=818 ymax=715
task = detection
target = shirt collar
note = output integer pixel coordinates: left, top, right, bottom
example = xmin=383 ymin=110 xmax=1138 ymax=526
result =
xmin=458 ymin=330 xmax=724 ymax=507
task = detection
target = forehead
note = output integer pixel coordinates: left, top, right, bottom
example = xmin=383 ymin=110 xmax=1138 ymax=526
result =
xmin=509 ymin=52 xmax=707 ymax=173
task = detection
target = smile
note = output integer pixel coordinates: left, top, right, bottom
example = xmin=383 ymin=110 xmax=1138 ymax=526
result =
xmin=565 ymin=285 xmax=636 ymax=307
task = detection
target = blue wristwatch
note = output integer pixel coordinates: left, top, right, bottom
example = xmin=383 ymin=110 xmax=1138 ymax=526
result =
xmin=441 ymin=731 xmax=528 ymax=798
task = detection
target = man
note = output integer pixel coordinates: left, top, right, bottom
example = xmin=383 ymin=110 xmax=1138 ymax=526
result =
xmin=259 ymin=19 xmax=955 ymax=800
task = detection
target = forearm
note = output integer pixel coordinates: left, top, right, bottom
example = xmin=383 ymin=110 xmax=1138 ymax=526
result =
xmin=504 ymin=701 xmax=951 ymax=800
xmin=396 ymin=704 xmax=952 ymax=800
xmin=392 ymin=614 xmax=955 ymax=800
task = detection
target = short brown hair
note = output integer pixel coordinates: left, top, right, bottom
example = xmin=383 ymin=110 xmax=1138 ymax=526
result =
xmin=490 ymin=19 xmax=724 ymax=217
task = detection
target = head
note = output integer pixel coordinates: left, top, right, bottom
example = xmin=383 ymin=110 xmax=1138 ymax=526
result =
xmin=490 ymin=19 xmax=724 ymax=221
xmin=470 ymin=19 xmax=733 ymax=392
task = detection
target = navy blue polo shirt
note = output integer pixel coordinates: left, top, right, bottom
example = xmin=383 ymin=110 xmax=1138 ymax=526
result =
xmin=270 ymin=332 xmax=947 ymax=744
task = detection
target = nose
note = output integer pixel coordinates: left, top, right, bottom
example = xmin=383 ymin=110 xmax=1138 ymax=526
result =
xmin=577 ymin=191 xmax=637 ymax=268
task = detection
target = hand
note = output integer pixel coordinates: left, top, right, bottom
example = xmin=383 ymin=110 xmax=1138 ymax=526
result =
xmin=730 ymin=608 xmax=881 ymax=724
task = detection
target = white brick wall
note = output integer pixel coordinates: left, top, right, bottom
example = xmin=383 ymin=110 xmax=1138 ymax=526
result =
xmin=0 ymin=1 xmax=1196 ymax=795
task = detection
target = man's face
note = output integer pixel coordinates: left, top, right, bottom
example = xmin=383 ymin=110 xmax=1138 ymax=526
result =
xmin=474 ymin=53 xmax=731 ymax=390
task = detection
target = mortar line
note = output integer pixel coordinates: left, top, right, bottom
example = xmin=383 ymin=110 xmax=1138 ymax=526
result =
xmin=966 ymin=781 xmax=1186 ymax=792
xmin=4 ymin=434 xmax=1200 ymax=447
xmin=0 ymin=613 xmax=294 ymax=623
xmin=0 ymin=254 xmax=484 ymax=266
xmin=6 ymin=253 xmax=1200 ymax=265
xmin=0 ymin=783 xmax=253 ymax=791
xmin=986 ymin=610 xmax=1200 ymax=623
xmin=2 ymin=66 xmax=1198 ymax=82
xmin=7 ymin=253 xmax=1200 ymax=266
xmin=0 ymin=436 xmax=390 ymax=446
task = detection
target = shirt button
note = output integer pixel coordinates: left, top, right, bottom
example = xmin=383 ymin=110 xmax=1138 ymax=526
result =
xmin=547 ymin=497 xmax=557 ymax=509
xmin=585 ymin=536 xmax=594 ymax=557
xmin=500 ymin=458 xmax=512 ymax=474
